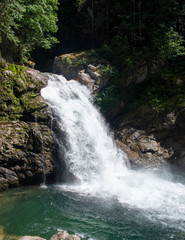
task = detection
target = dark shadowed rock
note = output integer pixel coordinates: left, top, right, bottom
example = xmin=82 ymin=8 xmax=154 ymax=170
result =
xmin=0 ymin=121 xmax=54 ymax=190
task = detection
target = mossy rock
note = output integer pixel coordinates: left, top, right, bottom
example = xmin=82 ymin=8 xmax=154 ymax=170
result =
xmin=0 ymin=59 xmax=55 ymax=190
xmin=0 ymin=60 xmax=49 ymax=121
xmin=20 ymin=93 xmax=47 ymax=113
xmin=60 ymin=51 xmax=86 ymax=66
xmin=53 ymin=50 xmax=105 ymax=81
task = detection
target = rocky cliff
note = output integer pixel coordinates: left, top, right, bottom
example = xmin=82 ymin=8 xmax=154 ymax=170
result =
xmin=0 ymin=58 xmax=55 ymax=190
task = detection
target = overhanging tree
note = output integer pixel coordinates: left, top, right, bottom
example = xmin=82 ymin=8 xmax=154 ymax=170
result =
xmin=0 ymin=0 xmax=59 ymax=62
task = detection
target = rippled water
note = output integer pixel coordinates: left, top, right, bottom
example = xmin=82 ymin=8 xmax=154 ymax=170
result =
xmin=0 ymin=185 xmax=185 ymax=240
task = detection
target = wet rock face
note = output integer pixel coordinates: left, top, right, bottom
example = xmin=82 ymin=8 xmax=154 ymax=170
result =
xmin=114 ymin=107 xmax=185 ymax=170
xmin=0 ymin=120 xmax=54 ymax=191
xmin=0 ymin=59 xmax=55 ymax=190
xmin=116 ymin=128 xmax=170 ymax=168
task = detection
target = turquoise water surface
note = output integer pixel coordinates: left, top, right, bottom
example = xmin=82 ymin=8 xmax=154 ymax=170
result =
xmin=0 ymin=185 xmax=185 ymax=240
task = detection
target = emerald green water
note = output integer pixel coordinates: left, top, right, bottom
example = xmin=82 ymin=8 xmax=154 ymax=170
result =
xmin=0 ymin=185 xmax=185 ymax=240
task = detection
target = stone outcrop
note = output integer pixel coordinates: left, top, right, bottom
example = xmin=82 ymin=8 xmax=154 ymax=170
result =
xmin=0 ymin=58 xmax=55 ymax=190
xmin=114 ymin=105 xmax=185 ymax=170
xmin=50 ymin=231 xmax=80 ymax=240
xmin=52 ymin=51 xmax=107 ymax=93
xmin=18 ymin=231 xmax=81 ymax=240
xmin=19 ymin=237 xmax=46 ymax=240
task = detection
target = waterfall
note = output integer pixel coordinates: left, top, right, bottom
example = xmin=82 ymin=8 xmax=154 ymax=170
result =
xmin=41 ymin=74 xmax=128 ymax=183
xmin=41 ymin=74 xmax=185 ymax=229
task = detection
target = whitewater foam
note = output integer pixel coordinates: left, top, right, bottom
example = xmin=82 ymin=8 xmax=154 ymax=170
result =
xmin=41 ymin=74 xmax=185 ymax=229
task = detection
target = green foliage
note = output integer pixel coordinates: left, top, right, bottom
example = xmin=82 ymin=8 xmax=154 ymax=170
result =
xmin=95 ymin=58 xmax=185 ymax=116
xmin=78 ymin=57 xmax=88 ymax=66
xmin=153 ymin=28 xmax=185 ymax=60
xmin=99 ymin=44 xmax=113 ymax=59
xmin=163 ymin=29 xmax=185 ymax=59
xmin=65 ymin=58 xmax=73 ymax=65
xmin=102 ymin=64 xmax=118 ymax=80
xmin=0 ymin=0 xmax=59 ymax=62
xmin=125 ymin=62 xmax=185 ymax=114
xmin=95 ymin=85 xmax=123 ymax=114
xmin=76 ymin=0 xmax=87 ymax=7
xmin=73 ymin=0 xmax=185 ymax=61
xmin=111 ymin=35 xmax=130 ymax=55
xmin=95 ymin=63 xmax=123 ymax=114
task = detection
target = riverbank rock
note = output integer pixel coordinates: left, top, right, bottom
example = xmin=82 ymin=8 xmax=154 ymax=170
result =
xmin=0 ymin=58 xmax=55 ymax=190
xmin=114 ymin=105 xmax=185 ymax=170
xmin=19 ymin=237 xmax=46 ymax=240
xmin=52 ymin=50 xmax=107 ymax=94
xmin=17 ymin=231 xmax=81 ymax=240
xmin=0 ymin=121 xmax=54 ymax=190
xmin=50 ymin=231 xmax=81 ymax=240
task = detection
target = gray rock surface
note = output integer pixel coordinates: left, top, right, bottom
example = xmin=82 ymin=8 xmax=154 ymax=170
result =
xmin=50 ymin=231 xmax=81 ymax=240
xmin=114 ymin=106 xmax=185 ymax=169
xmin=19 ymin=237 xmax=46 ymax=240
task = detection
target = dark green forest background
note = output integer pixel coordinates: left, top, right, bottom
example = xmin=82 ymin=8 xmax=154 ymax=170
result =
xmin=0 ymin=0 xmax=185 ymax=115
xmin=0 ymin=0 xmax=184 ymax=62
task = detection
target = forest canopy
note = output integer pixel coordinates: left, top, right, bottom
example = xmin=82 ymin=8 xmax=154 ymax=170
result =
xmin=0 ymin=0 xmax=184 ymax=62
xmin=75 ymin=0 xmax=185 ymax=60
xmin=0 ymin=0 xmax=59 ymax=62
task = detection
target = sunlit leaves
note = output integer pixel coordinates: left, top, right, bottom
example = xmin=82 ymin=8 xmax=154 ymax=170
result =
xmin=0 ymin=0 xmax=59 ymax=62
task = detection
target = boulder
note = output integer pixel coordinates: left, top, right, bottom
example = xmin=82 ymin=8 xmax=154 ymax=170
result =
xmin=87 ymin=64 xmax=101 ymax=81
xmin=50 ymin=231 xmax=81 ymax=240
xmin=0 ymin=62 xmax=50 ymax=122
xmin=76 ymin=71 xmax=95 ymax=91
xmin=52 ymin=51 xmax=107 ymax=94
xmin=19 ymin=237 xmax=46 ymax=240
xmin=53 ymin=52 xmax=87 ymax=80
xmin=115 ymin=128 xmax=167 ymax=168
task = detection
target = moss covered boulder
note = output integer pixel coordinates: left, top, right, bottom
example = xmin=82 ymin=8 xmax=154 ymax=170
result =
xmin=0 ymin=58 xmax=55 ymax=190
xmin=0 ymin=59 xmax=49 ymax=121
xmin=53 ymin=50 xmax=107 ymax=93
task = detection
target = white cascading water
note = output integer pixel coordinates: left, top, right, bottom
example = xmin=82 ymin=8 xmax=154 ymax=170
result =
xmin=41 ymin=74 xmax=185 ymax=229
